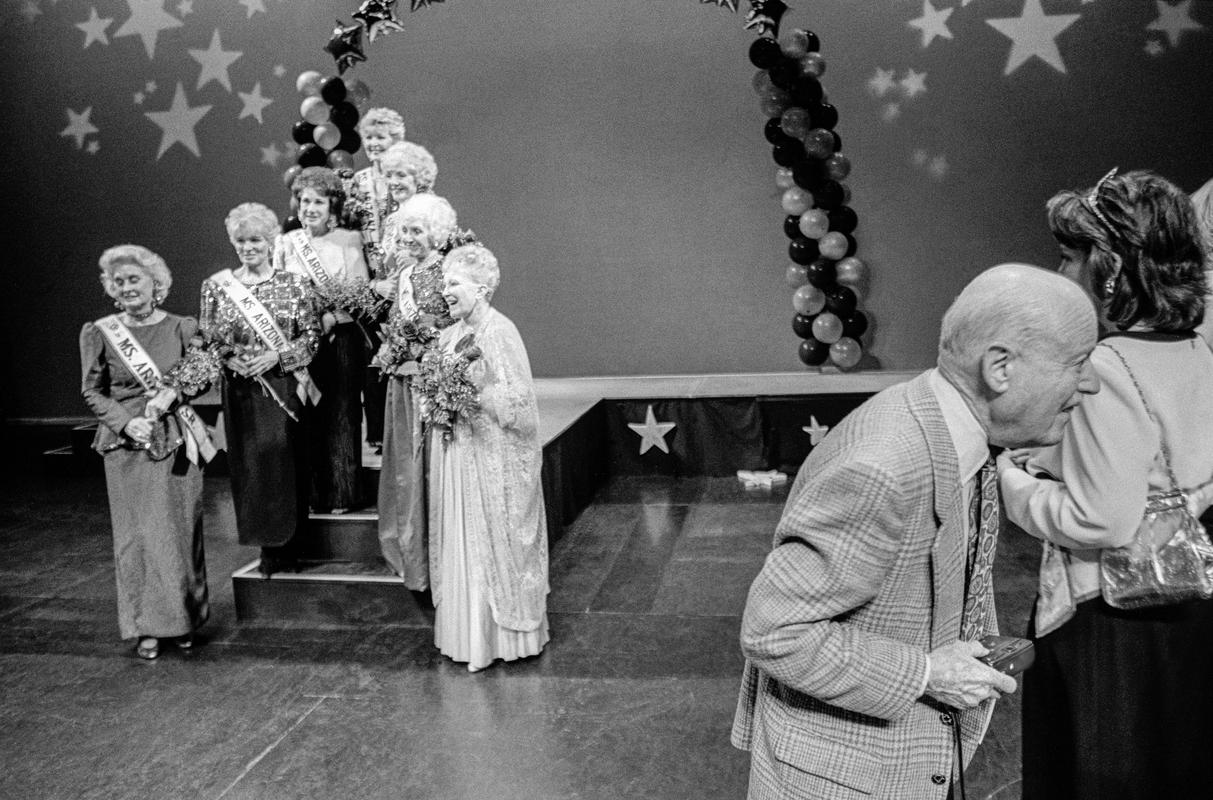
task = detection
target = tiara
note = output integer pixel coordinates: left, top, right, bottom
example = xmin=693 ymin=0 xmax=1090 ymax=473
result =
xmin=1083 ymin=167 xmax=1118 ymax=234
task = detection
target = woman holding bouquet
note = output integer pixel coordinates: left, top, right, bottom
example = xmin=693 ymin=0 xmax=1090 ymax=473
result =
xmin=281 ymin=166 xmax=369 ymax=513
xmin=80 ymin=244 xmax=210 ymax=659
xmin=376 ymin=141 xmax=439 ymax=280
xmin=201 ymin=203 xmax=320 ymax=575
xmin=375 ymin=193 xmax=456 ymax=589
xmin=427 ymin=244 xmax=549 ymax=672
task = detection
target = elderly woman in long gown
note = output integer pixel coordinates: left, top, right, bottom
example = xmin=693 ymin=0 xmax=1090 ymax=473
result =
xmin=376 ymin=193 xmax=456 ymax=588
xmin=280 ymin=166 xmax=369 ymax=513
xmin=80 ymin=244 xmax=209 ymax=659
xmin=200 ymin=203 xmax=320 ymax=575
xmin=429 ymin=244 xmax=550 ymax=672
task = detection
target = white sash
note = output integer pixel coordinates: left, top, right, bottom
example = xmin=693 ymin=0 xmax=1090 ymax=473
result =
xmin=209 ymin=269 xmax=321 ymax=404
xmin=94 ymin=314 xmax=217 ymax=465
xmin=396 ymin=265 xmax=418 ymax=319
xmin=284 ymin=229 xmax=337 ymax=291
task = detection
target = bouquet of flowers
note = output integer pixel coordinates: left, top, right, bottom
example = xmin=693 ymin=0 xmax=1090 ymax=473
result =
xmin=372 ymin=312 xmax=441 ymax=377
xmin=439 ymin=226 xmax=478 ymax=256
xmin=313 ymin=277 xmax=391 ymax=346
xmin=415 ymin=333 xmax=483 ymax=443
xmin=160 ymin=342 xmax=222 ymax=397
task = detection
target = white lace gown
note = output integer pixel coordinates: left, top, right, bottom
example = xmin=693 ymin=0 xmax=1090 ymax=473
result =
xmin=428 ymin=308 xmax=550 ymax=671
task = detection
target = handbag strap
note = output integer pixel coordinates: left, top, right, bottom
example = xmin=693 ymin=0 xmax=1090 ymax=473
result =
xmin=1100 ymin=342 xmax=1182 ymax=493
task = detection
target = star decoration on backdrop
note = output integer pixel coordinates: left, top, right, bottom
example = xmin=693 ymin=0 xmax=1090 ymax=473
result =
xmin=237 ymin=83 xmax=273 ymax=123
xmin=189 ymin=29 xmax=242 ymax=92
xmin=912 ymin=149 xmax=930 ymax=167
xmin=410 ymin=0 xmax=445 ymax=10
xmin=627 ymin=405 xmax=676 ymax=455
xmin=700 ymin=0 xmax=738 ymax=10
xmin=986 ymin=0 xmax=1081 ymax=76
xmin=60 ymin=107 xmax=99 ymax=148
xmin=1144 ymin=38 xmax=1165 ymax=56
xmin=273 ymin=64 xmax=286 ymax=77
xmin=1147 ymin=0 xmax=1204 ymax=48
xmin=238 ymin=0 xmax=266 ymax=18
xmin=324 ymin=20 xmax=367 ymax=74
xmin=76 ymin=8 xmax=114 ymax=48
xmin=144 ymin=82 xmax=211 ymax=159
xmin=354 ymin=0 xmax=404 ymax=42
xmin=900 ymin=68 xmax=928 ymax=98
xmin=744 ymin=0 xmax=788 ymax=37
xmin=113 ymin=0 xmax=183 ymax=60
xmin=802 ymin=416 xmax=830 ymax=445
xmin=882 ymin=103 xmax=901 ymax=122
xmin=908 ymin=0 xmax=953 ymax=48
xmin=929 ymin=154 xmax=949 ymax=180
xmin=260 ymin=142 xmax=283 ymax=167
xmin=867 ymin=67 xmax=897 ymax=98
xmin=133 ymin=90 xmax=145 ymax=104
xmin=176 ymin=0 xmax=192 ymax=15
xmin=145 ymin=80 xmax=157 ymax=93
xmin=19 ymin=1 xmax=41 ymax=24
xmin=86 ymin=140 xmax=101 ymax=155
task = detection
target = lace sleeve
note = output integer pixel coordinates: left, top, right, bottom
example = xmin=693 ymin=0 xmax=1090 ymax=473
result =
xmin=478 ymin=312 xmax=539 ymax=439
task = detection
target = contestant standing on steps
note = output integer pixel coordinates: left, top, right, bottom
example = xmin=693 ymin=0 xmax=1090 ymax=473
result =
xmin=429 ymin=244 xmax=550 ymax=672
xmin=281 ymin=166 xmax=369 ymax=513
xmin=375 ymin=192 xmax=456 ymax=589
xmin=377 ymin=140 xmax=439 ymax=274
xmin=200 ymin=203 xmax=320 ymax=576
xmin=81 ymin=245 xmax=210 ymax=660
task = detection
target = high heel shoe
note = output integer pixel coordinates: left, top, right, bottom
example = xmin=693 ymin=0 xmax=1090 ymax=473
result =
xmin=136 ymin=637 xmax=159 ymax=660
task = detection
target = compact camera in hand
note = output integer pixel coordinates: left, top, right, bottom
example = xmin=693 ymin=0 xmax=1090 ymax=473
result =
xmin=977 ymin=635 xmax=1035 ymax=677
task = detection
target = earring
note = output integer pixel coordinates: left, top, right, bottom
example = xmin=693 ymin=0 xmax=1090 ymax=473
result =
xmin=1104 ymin=275 xmax=1116 ymax=296
xmin=113 ymin=299 xmax=123 ymax=310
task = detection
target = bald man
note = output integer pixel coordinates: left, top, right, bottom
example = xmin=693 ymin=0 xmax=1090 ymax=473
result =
xmin=732 ymin=264 xmax=1100 ymax=800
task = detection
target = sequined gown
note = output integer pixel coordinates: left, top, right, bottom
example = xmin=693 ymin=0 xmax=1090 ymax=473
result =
xmin=348 ymin=168 xmax=396 ymax=447
xmin=199 ymin=270 xmax=319 ymax=549
xmin=378 ymin=252 xmax=452 ymax=588
xmin=80 ymin=313 xmax=209 ymax=641
xmin=429 ymin=307 xmax=550 ymax=671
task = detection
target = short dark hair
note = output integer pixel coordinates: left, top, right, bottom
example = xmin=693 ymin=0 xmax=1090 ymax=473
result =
xmin=290 ymin=166 xmax=346 ymax=223
xmin=1047 ymin=170 xmax=1207 ymax=333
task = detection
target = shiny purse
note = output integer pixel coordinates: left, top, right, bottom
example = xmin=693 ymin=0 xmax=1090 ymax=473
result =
xmin=1099 ymin=345 xmax=1213 ymax=609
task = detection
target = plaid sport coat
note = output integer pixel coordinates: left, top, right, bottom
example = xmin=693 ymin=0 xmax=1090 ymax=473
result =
xmin=732 ymin=370 xmax=997 ymax=800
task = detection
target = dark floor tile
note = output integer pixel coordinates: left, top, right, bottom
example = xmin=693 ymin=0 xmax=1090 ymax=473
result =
xmin=589 ymin=505 xmax=689 ymax=614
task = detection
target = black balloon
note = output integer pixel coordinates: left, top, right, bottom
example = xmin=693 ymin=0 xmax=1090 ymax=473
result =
xmin=769 ymin=58 xmax=801 ymax=90
xmin=748 ymin=37 xmax=782 ymax=69
xmin=813 ymin=180 xmax=845 ymax=210
xmin=291 ymin=120 xmax=316 ymax=145
xmin=337 ymin=128 xmax=362 ymax=155
xmin=828 ymin=206 xmax=858 ymax=234
xmin=764 ymin=117 xmax=791 ymax=145
xmin=283 ymin=214 xmax=303 ymax=233
xmin=825 ymin=285 xmax=858 ymax=317
xmin=320 ymin=76 xmax=347 ymax=104
xmin=793 ymin=159 xmax=825 ymax=190
xmin=844 ymin=234 xmax=858 ymax=258
xmin=803 ymin=30 xmax=821 ymax=52
xmin=788 ymin=237 xmax=820 ymax=265
xmin=843 ymin=310 xmax=869 ymax=339
xmin=806 ymin=257 xmax=837 ymax=288
xmin=813 ymin=102 xmax=839 ymax=130
xmin=783 ymin=214 xmax=802 ymax=240
xmin=831 ymin=131 xmax=843 ymax=152
xmin=798 ymin=337 xmax=830 ymax=366
xmin=329 ymin=101 xmax=360 ymax=130
xmin=792 ymin=76 xmax=823 ymax=106
xmin=297 ymin=143 xmax=327 ymax=167
xmin=792 ymin=313 xmax=817 ymax=339
xmin=771 ymin=140 xmax=804 ymax=167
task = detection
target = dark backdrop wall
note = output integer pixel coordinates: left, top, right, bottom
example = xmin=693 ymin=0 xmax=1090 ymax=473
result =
xmin=2 ymin=0 xmax=1210 ymax=419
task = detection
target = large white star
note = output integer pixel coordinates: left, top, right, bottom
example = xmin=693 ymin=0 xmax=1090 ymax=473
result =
xmin=238 ymin=0 xmax=266 ymax=17
xmin=900 ymin=68 xmax=928 ymax=98
xmin=260 ymin=142 xmax=283 ymax=167
xmin=76 ymin=7 xmax=113 ymax=48
xmin=908 ymin=0 xmax=953 ymax=49
xmin=627 ymin=405 xmax=676 ymax=455
xmin=189 ymin=29 xmax=242 ymax=92
xmin=19 ymin=1 xmax=41 ymax=24
xmin=60 ymin=107 xmax=99 ymax=149
xmin=144 ymin=83 xmax=211 ymax=159
xmin=238 ymin=83 xmax=273 ymax=124
xmin=867 ymin=67 xmax=897 ymax=98
xmin=802 ymin=416 xmax=830 ymax=446
xmin=987 ymin=0 xmax=1081 ymax=76
xmin=113 ymin=0 xmax=182 ymax=60
xmin=1147 ymin=0 xmax=1204 ymax=48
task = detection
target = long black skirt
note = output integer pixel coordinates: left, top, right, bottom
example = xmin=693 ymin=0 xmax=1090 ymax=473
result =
xmin=221 ymin=370 xmax=310 ymax=548
xmin=1022 ymin=594 xmax=1213 ymax=800
xmin=308 ymin=321 xmax=365 ymax=511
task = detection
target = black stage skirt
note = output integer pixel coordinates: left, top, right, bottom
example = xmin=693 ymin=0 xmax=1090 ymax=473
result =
xmin=221 ymin=369 xmax=310 ymax=548
xmin=308 ymin=321 xmax=365 ymax=511
xmin=1022 ymin=594 xmax=1213 ymax=800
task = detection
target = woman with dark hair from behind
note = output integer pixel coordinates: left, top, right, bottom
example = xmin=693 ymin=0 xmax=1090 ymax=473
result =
xmin=998 ymin=169 xmax=1213 ymax=799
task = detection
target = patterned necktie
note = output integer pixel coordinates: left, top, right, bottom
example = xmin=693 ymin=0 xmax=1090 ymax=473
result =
xmin=961 ymin=455 xmax=1000 ymax=639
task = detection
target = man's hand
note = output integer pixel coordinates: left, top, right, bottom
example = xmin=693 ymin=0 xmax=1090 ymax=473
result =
xmin=925 ymin=640 xmax=1017 ymax=709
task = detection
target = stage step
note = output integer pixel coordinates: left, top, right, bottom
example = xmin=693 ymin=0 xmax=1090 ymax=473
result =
xmin=232 ymin=559 xmax=432 ymax=626
xmin=300 ymin=509 xmax=382 ymax=562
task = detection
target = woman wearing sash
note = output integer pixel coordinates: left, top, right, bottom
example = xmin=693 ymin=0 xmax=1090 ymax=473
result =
xmin=376 ymin=141 xmax=439 ymax=280
xmin=282 ymin=167 xmax=369 ymax=513
xmin=429 ymin=244 xmax=549 ymax=671
xmin=376 ymin=193 xmax=456 ymax=590
xmin=80 ymin=244 xmax=209 ymax=660
xmin=201 ymin=203 xmax=320 ymax=576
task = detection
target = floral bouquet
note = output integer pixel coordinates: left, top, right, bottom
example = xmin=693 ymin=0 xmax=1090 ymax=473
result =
xmin=415 ymin=333 xmax=483 ymax=443
xmin=439 ymin=226 xmax=478 ymax=256
xmin=314 ymin=277 xmax=391 ymax=346
xmin=160 ymin=342 xmax=222 ymax=397
xmin=372 ymin=312 xmax=441 ymax=378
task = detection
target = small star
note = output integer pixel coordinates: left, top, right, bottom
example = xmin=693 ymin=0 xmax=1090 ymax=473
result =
xmin=260 ymin=141 xmax=283 ymax=167
xmin=867 ymin=67 xmax=897 ymax=98
xmin=929 ymin=154 xmax=950 ymax=180
xmin=882 ymin=102 xmax=901 ymax=122
xmin=19 ymin=1 xmax=41 ymax=23
xmin=802 ymin=416 xmax=830 ymax=446
xmin=60 ymin=107 xmax=99 ymax=149
xmin=176 ymin=0 xmax=192 ymax=14
xmin=133 ymin=91 xmax=146 ymax=104
xmin=86 ymin=140 xmax=101 ymax=155
xmin=912 ymin=149 xmax=930 ymax=166
xmin=76 ymin=7 xmax=114 ymax=48
xmin=145 ymin=80 xmax=157 ymax=93
xmin=1144 ymin=38 xmax=1165 ymax=56
xmin=900 ymin=68 xmax=928 ymax=98
xmin=144 ymin=82 xmax=212 ymax=159
xmin=113 ymin=0 xmax=183 ymax=60
xmin=189 ymin=29 xmax=243 ymax=92
xmin=273 ymin=64 xmax=286 ymax=78
xmin=627 ymin=405 xmax=676 ymax=455
xmin=1147 ymin=0 xmax=1204 ymax=49
xmin=908 ymin=0 xmax=953 ymax=49
xmin=238 ymin=0 xmax=266 ymax=17
xmin=238 ymin=82 xmax=274 ymax=124
xmin=987 ymin=0 xmax=1081 ymax=76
